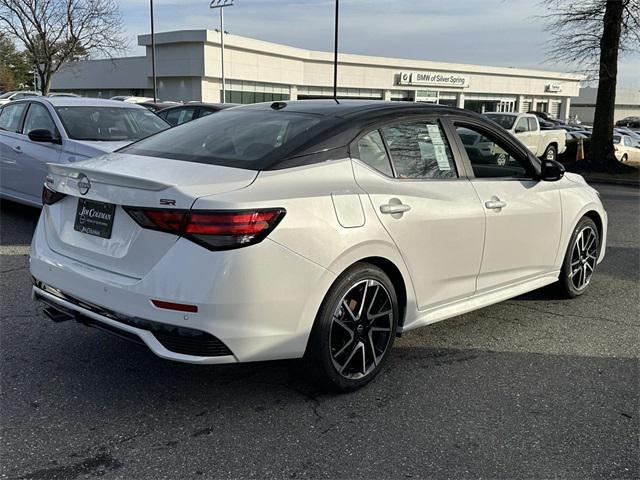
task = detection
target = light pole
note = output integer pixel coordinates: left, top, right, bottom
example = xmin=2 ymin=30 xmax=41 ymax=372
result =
xmin=333 ymin=0 xmax=339 ymax=101
xmin=210 ymin=0 xmax=234 ymax=104
xmin=150 ymin=0 xmax=157 ymax=102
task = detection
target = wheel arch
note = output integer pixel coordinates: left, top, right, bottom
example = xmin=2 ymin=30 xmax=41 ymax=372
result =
xmin=583 ymin=209 xmax=604 ymax=243
xmin=356 ymin=256 xmax=408 ymax=330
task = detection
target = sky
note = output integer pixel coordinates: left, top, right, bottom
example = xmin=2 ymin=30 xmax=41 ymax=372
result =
xmin=117 ymin=0 xmax=639 ymax=87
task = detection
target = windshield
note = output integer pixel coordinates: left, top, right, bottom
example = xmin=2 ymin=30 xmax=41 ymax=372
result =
xmin=485 ymin=114 xmax=517 ymax=130
xmin=0 ymin=91 xmax=16 ymax=99
xmin=55 ymin=106 xmax=169 ymax=141
xmin=121 ymin=109 xmax=332 ymax=169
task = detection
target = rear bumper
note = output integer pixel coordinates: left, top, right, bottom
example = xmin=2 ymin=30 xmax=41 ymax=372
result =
xmin=30 ymin=213 xmax=336 ymax=364
xmin=33 ymin=284 xmax=236 ymax=364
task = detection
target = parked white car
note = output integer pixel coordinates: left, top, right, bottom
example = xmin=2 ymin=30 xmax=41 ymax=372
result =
xmin=485 ymin=112 xmax=567 ymax=161
xmin=0 ymin=97 xmax=169 ymax=206
xmin=0 ymin=90 xmax=41 ymax=105
xmin=614 ymin=134 xmax=640 ymax=163
xmin=30 ymin=101 xmax=607 ymax=391
xmin=110 ymin=96 xmax=155 ymax=104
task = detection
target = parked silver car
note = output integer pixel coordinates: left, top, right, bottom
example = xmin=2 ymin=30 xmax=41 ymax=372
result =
xmin=0 ymin=97 xmax=169 ymax=206
xmin=0 ymin=91 xmax=41 ymax=105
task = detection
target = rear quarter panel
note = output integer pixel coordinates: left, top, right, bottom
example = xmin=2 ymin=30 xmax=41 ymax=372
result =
xmin=192 ymin=158 xmax=419 ymax=328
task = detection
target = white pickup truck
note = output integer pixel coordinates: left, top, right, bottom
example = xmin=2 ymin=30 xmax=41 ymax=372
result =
xmin=484 ymin=112 xmax=566 ymax=161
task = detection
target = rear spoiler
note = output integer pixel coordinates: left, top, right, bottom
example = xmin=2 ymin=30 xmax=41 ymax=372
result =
xmin=47 ymin=163 xmax=173 ymax=192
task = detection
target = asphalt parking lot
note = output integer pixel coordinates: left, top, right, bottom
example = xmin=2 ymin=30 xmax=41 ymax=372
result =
xmin=1 ymin=183 xmax=638 ymax=480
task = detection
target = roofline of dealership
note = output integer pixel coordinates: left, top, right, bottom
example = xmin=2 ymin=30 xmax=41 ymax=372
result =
xmin=135 ymin=29 xmax=584 ymax=82
xmin=52 ymin=29 xmax=588 ymax=119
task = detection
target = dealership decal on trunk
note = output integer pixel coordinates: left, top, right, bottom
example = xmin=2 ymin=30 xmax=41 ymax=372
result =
xmin=73 ymin=198 xmax=116 ymax=239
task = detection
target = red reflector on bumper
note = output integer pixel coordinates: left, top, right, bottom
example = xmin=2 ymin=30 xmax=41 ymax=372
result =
xmin=151 ymin=299 xmax=198 ymax=313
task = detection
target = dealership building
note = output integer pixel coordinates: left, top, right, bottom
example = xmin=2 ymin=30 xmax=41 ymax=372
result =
xmin=52 ymin=29 xmax=583 ymax=119
xmin=570 ymin=86 xmax=640 ymax=123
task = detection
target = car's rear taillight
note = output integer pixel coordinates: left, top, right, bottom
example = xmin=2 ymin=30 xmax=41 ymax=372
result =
xmin=42 ymin=185 xmax=66 ymax=206
xmin=124 ymin=207 xmax=286 ymax=250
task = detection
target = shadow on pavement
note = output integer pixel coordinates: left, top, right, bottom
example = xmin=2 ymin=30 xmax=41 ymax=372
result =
xmin=2 ymin=325 xmax=638 ymax=479
xmin=0 ymin=199 xmax=40 ymax=246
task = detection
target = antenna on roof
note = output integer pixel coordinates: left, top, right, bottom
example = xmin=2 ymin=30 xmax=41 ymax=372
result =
xmin=332 ymin=0 xmax=340 ymax=104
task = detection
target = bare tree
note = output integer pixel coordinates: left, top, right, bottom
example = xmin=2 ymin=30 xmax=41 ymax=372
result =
xmin=540 ymin=0 xmax=640 ymax=171
xmin=0 ymin=0 xmax=127 ymax=95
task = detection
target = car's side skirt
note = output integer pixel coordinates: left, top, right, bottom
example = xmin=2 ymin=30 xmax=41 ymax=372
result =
xmin=400 ymin=271 xmax=560 ymax=332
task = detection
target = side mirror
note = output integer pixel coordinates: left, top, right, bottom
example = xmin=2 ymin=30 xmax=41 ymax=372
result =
xmin=515 ymin=126 xmax=526 ymax=134
xmin=28 ymin=129 xmax=61 ymax=144
xmin=540 ymin=159 xmax=565 ymax=181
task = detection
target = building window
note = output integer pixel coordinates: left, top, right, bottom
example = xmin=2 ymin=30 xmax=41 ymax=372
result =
xmin=438 ymin=98 xmax=457 ymax=107
xmin=224 ymin=90 xmax=289 ymax=104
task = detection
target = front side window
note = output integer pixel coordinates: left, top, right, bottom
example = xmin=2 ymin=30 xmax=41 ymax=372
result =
xmin=455 ymin=124 xmax=530 ymax=179
xmin=23 ymin=103 xmax=58 ymax=136
xmin=55 ymin=106 xmax=169 ymax=141
xmin=623 ymin=136 xmax=632 ymax=147
xmin=0 ymin=103 xmax=27 ymax=133
xmin=381 ymin=121 xmax=457 ymax=179
xmin=356 ymin=130 xmax=393 ymax=176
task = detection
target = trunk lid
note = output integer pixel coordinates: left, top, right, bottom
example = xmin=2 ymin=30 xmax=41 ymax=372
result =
xmin=43 ymin=152 xmax=257 ymax=279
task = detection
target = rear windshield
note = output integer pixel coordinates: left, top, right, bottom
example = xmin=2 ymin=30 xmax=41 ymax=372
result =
xmin=485 ymin=114 xmax=517 ymax=130
xmin=120 ymin=109 xmax=331 ymax=169
xmin=56 ymin=106 xmax=169 ymax=141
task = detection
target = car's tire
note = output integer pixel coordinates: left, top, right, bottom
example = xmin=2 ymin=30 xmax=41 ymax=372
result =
xmin=543 ymin=144 xmax=557 ymax=161
xmin=306 ymin=263 xmax=399 ymax=392
xmin=621 ymin=154 xmax=628 ymax=163
xmin=557 ymin=216 xmax=600 ymax=298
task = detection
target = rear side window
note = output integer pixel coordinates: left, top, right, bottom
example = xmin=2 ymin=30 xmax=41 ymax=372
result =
xmin=381 ymin=121 xmax=457 ymax=179
xmin=164 ymin=107 xmax=196 ymax=126
xmin=198 ymin=108 xmax=216 ymax=118
xmin=357 ymin=130 xmax=393 ymax=176
xmin=0 ymin=103 xmax=27 ymax=133
xmin=528 ymin=118 xmax=538 ymax=131
xmin=121 ymin=109 xmax=330 ymax=169
xmin=515 ymin=117 xmax=529 ymax=132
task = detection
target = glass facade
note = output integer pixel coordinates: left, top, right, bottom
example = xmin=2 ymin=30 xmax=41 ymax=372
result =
xmin=224 ymin=90 xmax=288 ymax=104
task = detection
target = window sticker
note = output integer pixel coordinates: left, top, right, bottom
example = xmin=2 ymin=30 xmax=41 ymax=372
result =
xmin=426 ymin=124 xmax=451 ymax=171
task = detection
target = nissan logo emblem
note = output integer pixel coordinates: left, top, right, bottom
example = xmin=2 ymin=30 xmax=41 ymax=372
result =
xmin=77 ymin=173 xmax=91 ymax=195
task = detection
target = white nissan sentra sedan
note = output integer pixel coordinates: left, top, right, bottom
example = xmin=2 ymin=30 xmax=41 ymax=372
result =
xmin=0 ymin=97 xmax=169 ymax=206
xmin=30 ymin=101 xmax=607 ymax=391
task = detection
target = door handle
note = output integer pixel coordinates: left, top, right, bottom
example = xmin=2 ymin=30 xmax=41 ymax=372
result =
xmin=380 ymin=203 xmax=411 ymax=215
xmin=485 ymin=198 xmax=507 ymax=210
xmin=12 ymin=145 xmax=22 ymax=153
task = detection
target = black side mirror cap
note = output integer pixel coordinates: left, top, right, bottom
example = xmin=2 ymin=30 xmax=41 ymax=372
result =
xmin=28 ymin=129 xmax=61 ymax=144
xmin=540 ymin=159 xmax=565 ymax=181
xmin=515 ymin=127 xmax=526 ymax=133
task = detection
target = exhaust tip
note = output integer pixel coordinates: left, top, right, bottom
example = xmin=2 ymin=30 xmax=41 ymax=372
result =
xmin=43 ymin=306 xmax=74 ymax=323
